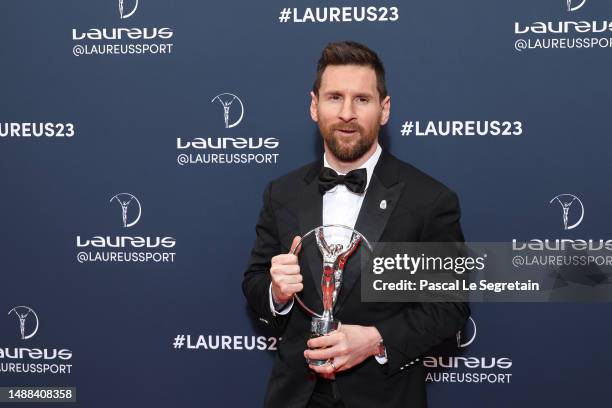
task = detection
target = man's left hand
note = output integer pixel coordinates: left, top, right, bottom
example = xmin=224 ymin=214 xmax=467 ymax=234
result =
xmin=304 ymin=324 xmax=381 ymax=376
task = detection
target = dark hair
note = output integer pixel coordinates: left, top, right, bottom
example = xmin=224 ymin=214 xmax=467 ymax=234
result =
xmin=313 ymin=41 xmax=387 ymax=100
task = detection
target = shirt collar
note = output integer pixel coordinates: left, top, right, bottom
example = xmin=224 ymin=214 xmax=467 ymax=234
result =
xmin=323 ymin=143 xmax=382 ymax=193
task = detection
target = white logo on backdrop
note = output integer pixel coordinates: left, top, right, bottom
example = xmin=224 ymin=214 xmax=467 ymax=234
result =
xmin=110 ymin=193 xmax=142 ymax=228
xmin=211 ymin=93 xmax=245 ymax=128
xmin=567 ymin=0 xmax=586 ymax=12
xmin=8 ymin=306 xmax=39 ymax=340
xmin=549 ymin=194 xmax=584 ymax=230
xmin=456 ymin=316 xmax=477 ymax=348
xmin=119 ymin=0 xmax=139 ymax=19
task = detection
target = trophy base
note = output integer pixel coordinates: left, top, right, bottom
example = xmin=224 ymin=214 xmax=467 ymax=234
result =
xmin=308 ymin=317 xmax=340 ymax=366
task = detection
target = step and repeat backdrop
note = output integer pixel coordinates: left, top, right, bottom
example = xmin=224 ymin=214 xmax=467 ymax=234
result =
xmin=1 ymin=0 xmax=611 ymax=406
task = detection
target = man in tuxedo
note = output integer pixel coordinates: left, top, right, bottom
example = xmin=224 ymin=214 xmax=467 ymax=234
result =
xmin=242 ymin=41 xmax=469 ymax=408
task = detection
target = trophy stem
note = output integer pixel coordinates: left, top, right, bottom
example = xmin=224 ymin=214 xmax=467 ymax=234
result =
xmin=308 ymin=316 xmax=340 ymax=366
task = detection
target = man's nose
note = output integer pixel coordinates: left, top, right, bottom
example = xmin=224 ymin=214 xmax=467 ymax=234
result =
xmin=338 ymin=99 xmax=357 ymax=122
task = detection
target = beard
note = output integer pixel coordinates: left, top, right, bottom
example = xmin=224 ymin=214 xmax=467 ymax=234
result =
xmin=320 ymin=122 xmax=378 ymax=162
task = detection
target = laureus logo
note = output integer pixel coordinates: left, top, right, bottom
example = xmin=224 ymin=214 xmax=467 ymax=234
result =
xmin=549 ymin=194 xmax=584 ymax=230
xmin=119 ymin=0 xmax=139 ymax=19
xmin=211 ymin=93 xmax=245 ymax=128
xmin=109 ymin=193 xmax=142 ymax=228
xmin=566 ymin=0 xmax=586 ymax=12
xmin=8 ymin=306 xmax=39 ymax=340
xmin=119 ymin=0 xmax=138 ymax=20
xmin=456 ymin=316 xmax=477 ymax=348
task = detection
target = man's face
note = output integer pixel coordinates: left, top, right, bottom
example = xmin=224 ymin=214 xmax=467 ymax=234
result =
xmin=310 ymin=64 xmax=390 ymax=162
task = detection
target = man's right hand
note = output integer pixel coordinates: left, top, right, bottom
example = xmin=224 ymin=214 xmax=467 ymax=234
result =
xmin=270 ymin=236 xmax=303 ymax=305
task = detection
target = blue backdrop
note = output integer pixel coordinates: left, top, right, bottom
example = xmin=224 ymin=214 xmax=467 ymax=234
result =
xmin=1 ymin=0 xmax=611 ymax=406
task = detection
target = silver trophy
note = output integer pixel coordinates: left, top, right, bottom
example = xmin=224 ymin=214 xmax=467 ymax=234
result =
xmin=292 ymin=225 xmax=372 ymax=366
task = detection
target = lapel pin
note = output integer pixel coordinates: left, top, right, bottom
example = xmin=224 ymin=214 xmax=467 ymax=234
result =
xmin=379 ymin=200 xmax=387 ymax=210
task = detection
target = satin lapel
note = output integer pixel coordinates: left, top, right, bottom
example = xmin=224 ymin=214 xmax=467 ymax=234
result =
xmin=297 ymin=170 xmax=324 ymax=302
xmin=334 ymin=173 xmax=405 ymax=315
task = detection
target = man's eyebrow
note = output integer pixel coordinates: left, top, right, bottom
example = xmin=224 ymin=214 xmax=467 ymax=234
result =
xmin=321 ymin=90 xmax=375 ymax=98
xmin=322 ymin=90 xmax=342 ymax=95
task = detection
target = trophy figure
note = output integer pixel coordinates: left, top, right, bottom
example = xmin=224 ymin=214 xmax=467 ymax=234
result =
xmin=292 ymin=225 xmax=371 ymax=366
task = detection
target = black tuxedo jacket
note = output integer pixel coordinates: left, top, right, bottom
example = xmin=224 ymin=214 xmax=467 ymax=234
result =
xmin=242 ymin=151 xmax=470 ymax=408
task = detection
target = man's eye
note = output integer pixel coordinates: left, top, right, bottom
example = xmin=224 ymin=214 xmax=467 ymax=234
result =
xmin=329 ymin=95 xmax=341 ymax=101
xmin=357 ymin=97 xmax=369 ymax=103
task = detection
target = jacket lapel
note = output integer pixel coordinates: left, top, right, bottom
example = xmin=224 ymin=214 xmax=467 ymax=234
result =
xmin=297 ymin=160 xmax=324 ymax=302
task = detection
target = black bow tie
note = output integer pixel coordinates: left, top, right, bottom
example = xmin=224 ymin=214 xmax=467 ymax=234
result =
xmin=318 ymin=167 xmax=367 ymax=194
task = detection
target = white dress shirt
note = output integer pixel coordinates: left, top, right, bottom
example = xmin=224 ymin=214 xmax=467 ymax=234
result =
xmin=268 ymin=144 xmax=387 ymax=363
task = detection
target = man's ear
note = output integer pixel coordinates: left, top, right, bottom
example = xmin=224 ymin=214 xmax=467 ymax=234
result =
xmin=380 ymin=95 xmax=391 ymax=126
xmin=310 ymin=91 xmax=319 ymax=122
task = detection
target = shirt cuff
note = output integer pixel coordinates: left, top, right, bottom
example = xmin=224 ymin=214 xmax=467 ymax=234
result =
xmin=374 ymin=348 xmax=389 ymax=365
xmin=374 ymin=353 xmax=388 ymax=365
xmin=269 ymin=283 xmax=294 ymax=316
